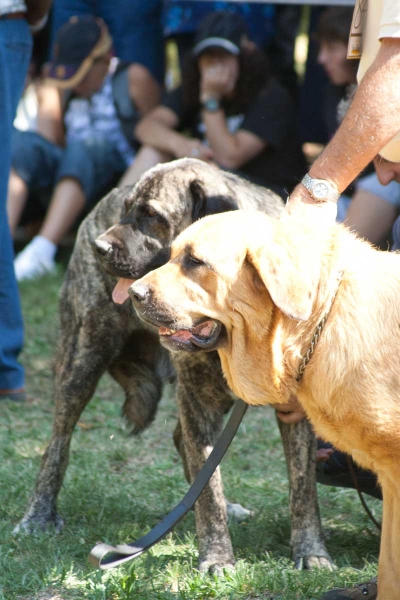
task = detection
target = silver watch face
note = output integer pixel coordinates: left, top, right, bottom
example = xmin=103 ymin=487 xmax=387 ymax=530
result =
xmin=313 ymin=181 xmax=330 ymax=200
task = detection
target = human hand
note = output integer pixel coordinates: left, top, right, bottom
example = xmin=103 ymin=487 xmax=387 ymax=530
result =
xmin=175 ymin=138 xmax=214 ymax=162
xmin=285 ymin=184 xmax=338 ymax=222
xmin=199 ymin=56 xmax=239 ymax=101
xmin=316 ymin=445 xmax=335 ymax=462
xmin=274 ymin=395 xmax=306 ymax=424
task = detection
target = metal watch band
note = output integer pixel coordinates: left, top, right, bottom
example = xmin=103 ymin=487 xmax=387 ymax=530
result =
xmin=201 ymin=97 xmax=221 ymax=113
xmin=301 ymin=173 xmax=340 ymax=202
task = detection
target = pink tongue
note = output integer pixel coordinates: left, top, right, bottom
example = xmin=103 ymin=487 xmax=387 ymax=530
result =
xmin=112 ymin=278 xmax=136 ymax=304
xmin=193 ymin=320 xmax=215 ymax=337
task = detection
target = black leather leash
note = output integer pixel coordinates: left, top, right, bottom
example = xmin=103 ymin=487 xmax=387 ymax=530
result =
xmin=346 ymin=456 xmax=381 ymax=531
xmin=89 ymin=398 xmax=248 ymax=570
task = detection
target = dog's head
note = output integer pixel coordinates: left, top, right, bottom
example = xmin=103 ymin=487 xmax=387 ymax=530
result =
xmin=129 ymin=211 xmax=337 ymax=403
xmin=94 ymin=159 xmax=242 ymax=303
xmin=128 ymin=210 xmax=331 ymax=402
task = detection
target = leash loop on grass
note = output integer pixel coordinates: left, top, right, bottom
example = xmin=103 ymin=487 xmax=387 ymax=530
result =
xmin=89 ymin=398 xmax=248 ymax=570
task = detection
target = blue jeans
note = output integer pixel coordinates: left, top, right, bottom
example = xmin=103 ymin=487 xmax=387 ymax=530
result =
xmin=0 ymin=18 xmax=32 ymax=390
xmin=12 ymin=130 xmax=127 ymax=208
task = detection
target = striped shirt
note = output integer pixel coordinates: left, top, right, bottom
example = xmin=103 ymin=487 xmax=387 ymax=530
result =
xmin=64 ymin=73 xmax=134 ymax=168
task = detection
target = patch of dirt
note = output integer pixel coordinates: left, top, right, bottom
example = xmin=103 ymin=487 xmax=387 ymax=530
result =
xmin=18 ymin=590 xmax=69 ymax=600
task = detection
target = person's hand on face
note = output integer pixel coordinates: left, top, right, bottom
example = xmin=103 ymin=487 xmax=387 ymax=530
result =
xmin=199 ymin=49 xmax=239 ymax=101
xmin=74 ymin=54 xmax=110 ymax=98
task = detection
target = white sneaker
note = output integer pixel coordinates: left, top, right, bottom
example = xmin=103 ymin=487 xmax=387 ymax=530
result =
xmin=14 ymin=244 xmax=56 ymax=281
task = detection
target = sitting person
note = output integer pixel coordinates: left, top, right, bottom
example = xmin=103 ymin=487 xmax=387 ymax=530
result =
xmin=313 ymin=7 xmax=362 ymax=222
xmin=120 ymin=10 xmax=306 ymax=198
xmin=315 ymin=8 xmax=400 ymax=246
xmin=316 ymin=7 xmax=358 ymax=142
xmin=8 ymin=15 xmax=161 ymax=281
xmin=345 ymin=158 xmax=400 ymax=248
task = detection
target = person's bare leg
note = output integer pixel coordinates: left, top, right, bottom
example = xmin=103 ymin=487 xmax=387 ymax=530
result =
xmin=119 ymin=146 xmax=172 ymax=187
xmin=7 ymin=169 xmax=28 ymax=236
xmin=14 ymin=178 xmax=85 ymax=281
xmin=346 ymin=189 xmax=398 ymax=247
xmin=39 ymin=177 xmax=85 ymax=245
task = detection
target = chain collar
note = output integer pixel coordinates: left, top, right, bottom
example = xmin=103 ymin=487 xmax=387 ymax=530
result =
xmin=296 ymin=270 xmax=343 ymax=383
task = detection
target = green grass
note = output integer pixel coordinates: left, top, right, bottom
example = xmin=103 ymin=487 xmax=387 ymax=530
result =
xmin=0 ymin=259 xmax=381 ymax=599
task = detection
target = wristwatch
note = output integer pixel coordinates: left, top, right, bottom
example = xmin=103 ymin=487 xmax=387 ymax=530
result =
xmin=301 ymin=174 xmax=340 ymax=202
xmin=201 ymin=97 xmax=221 ymax=113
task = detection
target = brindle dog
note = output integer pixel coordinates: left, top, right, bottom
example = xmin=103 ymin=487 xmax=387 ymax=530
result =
xmin=14 ymin=159 xmax=332 ymax=572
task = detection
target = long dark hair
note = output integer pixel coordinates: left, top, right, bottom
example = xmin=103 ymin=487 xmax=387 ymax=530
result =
xmin=182 ymin=46 xmax=271 ymax=117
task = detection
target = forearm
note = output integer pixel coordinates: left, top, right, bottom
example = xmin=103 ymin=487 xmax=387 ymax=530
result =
xmin=36 ymin=85 xmax=64 ymax=146
xmin=202 ymin=109 xmax=241 ymax=169
xmin=128 ymin=64 xmax=161 ymax=117
xmin=135 ymin=118 xmax=187 ymax=157
xmin=309 ymin=38 xmax=400 ymax=192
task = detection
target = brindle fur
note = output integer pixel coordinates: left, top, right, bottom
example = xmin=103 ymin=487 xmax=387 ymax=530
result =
xmin=14 ymin=159 xmax=332 ymax=571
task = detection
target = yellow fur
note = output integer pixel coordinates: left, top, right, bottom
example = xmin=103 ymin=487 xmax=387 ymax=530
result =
xmin=135 ymin=210 xmax=400 ymax=598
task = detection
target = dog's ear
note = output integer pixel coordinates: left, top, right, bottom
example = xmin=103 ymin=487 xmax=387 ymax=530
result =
xmin=246 ymin=238 xmax=319 ymax=322
xmin=190 ymin=179 xmax=238 ymax=221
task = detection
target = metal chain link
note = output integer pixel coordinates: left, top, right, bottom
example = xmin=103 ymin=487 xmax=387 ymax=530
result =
xmin=296 ymin=270 xmax=343 ymax=383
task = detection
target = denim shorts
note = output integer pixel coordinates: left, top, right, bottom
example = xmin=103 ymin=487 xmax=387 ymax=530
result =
xmin=12 ymin=129 xmax=127 ymax=207
xmin=356 ymin=172 xmax=400 ymax=208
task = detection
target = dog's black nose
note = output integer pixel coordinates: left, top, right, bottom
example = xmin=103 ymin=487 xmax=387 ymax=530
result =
xmin=94 ymin=237 xmax=113 ymax=256
xmin=128 ymin=282 xmax=150 ymax=304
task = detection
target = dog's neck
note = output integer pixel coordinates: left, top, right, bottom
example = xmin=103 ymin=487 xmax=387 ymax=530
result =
xmin=219 ymin=225 xmax=347 ymax=407
xmin=295 ymin=268 xmax=343 ymax=383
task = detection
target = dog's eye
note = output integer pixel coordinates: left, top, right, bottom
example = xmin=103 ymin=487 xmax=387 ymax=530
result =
xmin=145 ymin=207 xmax=157 ymax=218
xmin=185 ymin=254 xmax=205 ymax=267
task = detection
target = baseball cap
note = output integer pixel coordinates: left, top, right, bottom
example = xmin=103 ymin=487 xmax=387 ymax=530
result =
xmin=379 ymin=136 xmax=400 ymax=164
xmin=192 ymin=11 xmax=248 ymax=57
xmin=46 ymin=15 xmax=112 ymax=89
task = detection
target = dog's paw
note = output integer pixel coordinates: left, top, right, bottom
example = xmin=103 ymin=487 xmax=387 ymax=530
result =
xmin=13 ymin=512 xmax=64 ymax=536
xmin=291 ymin=526 xmax=335 ymax=571
xmin=226 ymin=501 xmax=254 ymax=522
xmin=293 ymin=553 xmax=336 ymax=571
xmin=198 ymin=558 xmax=235 ymax=576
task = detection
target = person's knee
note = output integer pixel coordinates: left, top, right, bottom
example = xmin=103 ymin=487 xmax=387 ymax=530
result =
xmin=119 ymin=145 xmax=171 ymax=186
xmin=55 ymin=139 xmax=97 ymax=200
xmin=11 ymin=130 xmax=59 ymax=189
xmin=57 ymin=138 xmax=124 ymax=204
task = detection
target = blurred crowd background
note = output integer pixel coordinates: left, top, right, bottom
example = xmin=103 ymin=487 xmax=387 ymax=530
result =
xmin=8 ymin=1 xmax=393 ymax=283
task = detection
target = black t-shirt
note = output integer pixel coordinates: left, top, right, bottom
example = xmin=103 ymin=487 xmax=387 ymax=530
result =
xmin=162 ymin=78 xmax=306 ymax=196
xmin=323 ymin=83 xmax=348 ymax=142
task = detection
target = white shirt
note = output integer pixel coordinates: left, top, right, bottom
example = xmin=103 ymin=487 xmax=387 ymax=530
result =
xmin=0 ymin=0 xmax=26 ymax=17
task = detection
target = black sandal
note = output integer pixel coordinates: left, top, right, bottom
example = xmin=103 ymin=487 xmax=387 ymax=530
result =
xmin=319 ymin=577 xmax=377 ymax=599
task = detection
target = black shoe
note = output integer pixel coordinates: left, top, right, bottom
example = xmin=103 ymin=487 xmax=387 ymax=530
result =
xmin=316 ymin=442 xmax=382 ymax=500
xmin=319 ymin=577 xmax=377 ymax=599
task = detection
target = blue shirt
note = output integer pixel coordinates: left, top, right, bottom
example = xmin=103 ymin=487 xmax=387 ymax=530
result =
xmin=163 ymin=1 xmax=276 ymax=49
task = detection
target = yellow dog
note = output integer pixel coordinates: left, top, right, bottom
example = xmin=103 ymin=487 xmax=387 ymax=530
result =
xmin=129 ymin=210 xmax=400 ymax=599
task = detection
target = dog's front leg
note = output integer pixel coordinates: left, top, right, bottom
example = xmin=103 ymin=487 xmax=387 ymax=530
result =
xmin=173 ymin=352 xmax=236 ymax=575
xmin=13 ymin=316 xmax=118 ymax=535
xmin=277 ymin=417 xmax=334 ymax=570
